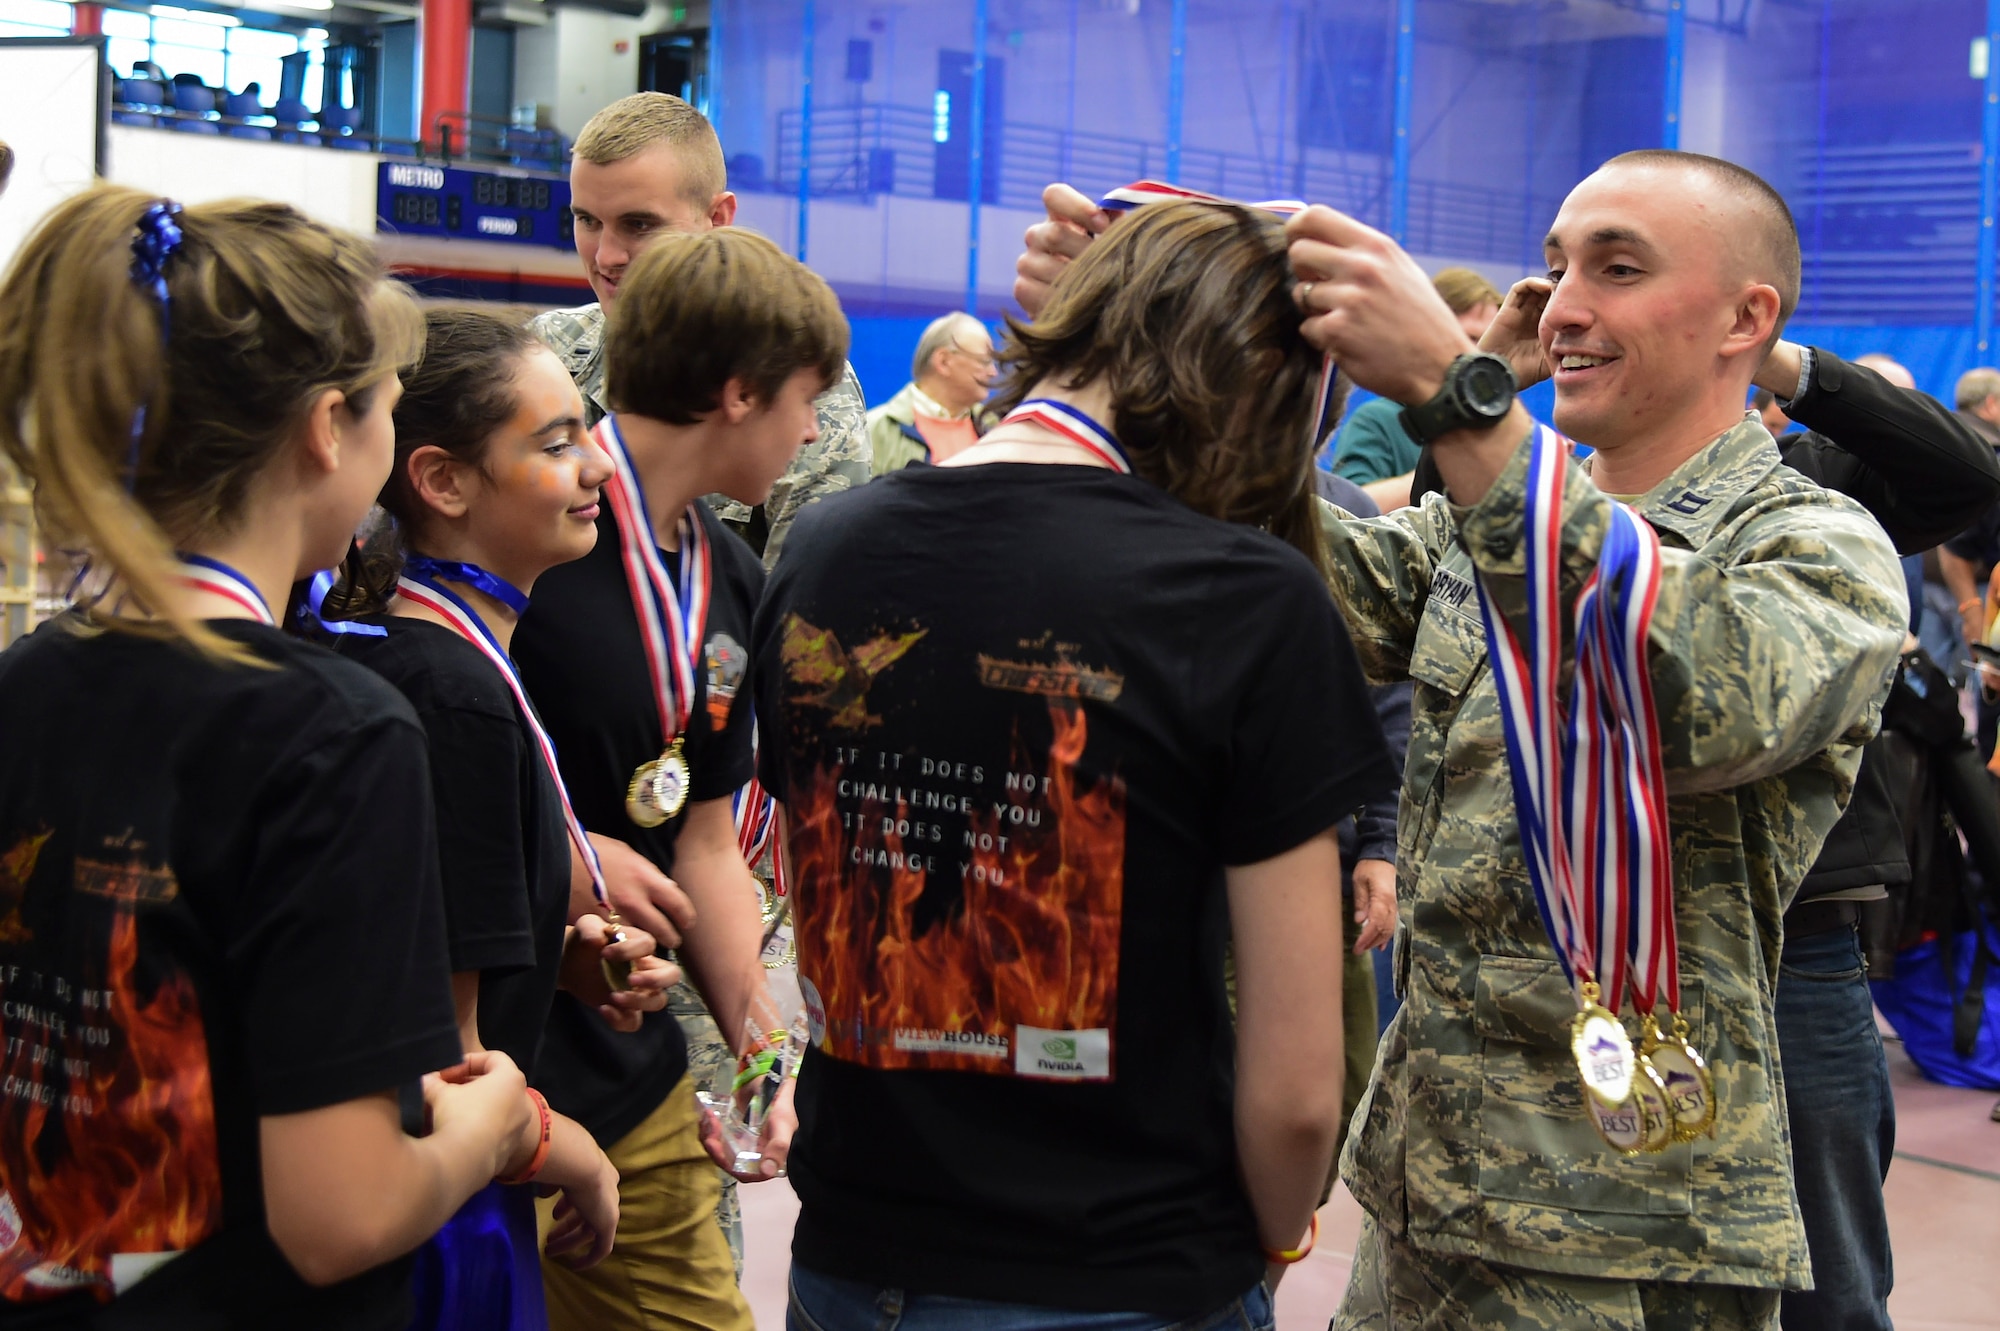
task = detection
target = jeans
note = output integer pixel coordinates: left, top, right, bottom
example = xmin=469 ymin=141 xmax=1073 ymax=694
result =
xmin=787 ymin=1265 xmax=1275 ymax=1331
xmin=1775 ymin=921 xmax=1894 ymax=1331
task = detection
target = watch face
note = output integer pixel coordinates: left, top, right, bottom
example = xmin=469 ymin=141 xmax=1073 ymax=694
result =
xmin=1461 ymin=359 xmax=1514 ymax=417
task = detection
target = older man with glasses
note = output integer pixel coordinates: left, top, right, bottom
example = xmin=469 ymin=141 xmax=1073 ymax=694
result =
xmin=867 ymin=311 xmax=999 ymax=473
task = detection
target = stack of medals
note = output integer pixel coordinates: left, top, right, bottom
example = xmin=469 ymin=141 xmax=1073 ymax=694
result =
xmin=394 ymin=558 xmax=632 ymax=991
xmin=595 ymin=415 xmax=712 ymax=831
xmin=1473 ymin=425 xmax=1716 ymax=1154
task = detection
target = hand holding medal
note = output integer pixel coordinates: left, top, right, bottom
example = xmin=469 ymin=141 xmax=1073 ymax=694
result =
xmin=1474 ymin=426 xmax=1713 ymax=1155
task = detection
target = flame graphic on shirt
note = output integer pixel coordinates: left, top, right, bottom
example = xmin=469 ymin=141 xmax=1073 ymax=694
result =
xmin=0 ymin=909 xmax=221 ymax=1302
xmin=782 ymin=614 xmax=926 ymax=730
xmin=790 ymin=701 xmax=1124 ymax=1074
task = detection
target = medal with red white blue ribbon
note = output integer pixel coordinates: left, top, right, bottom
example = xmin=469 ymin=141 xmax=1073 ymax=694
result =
xmin=595 ymin=414 xmax=711 ymax=830
xmin=1471 ymin=425 xmax=1709 ymax=1153
xmin=995 ymin=398 xmax=1131 ymax=473
xmin=177 ymin=555 xmax=274 ymax=625
xmin=1096 ymin=180 xmax=1338 ymax=448
xmin=394 ymin=566 xmax=634 ymax=990
xmin=1581 ymin=512 xmax=1716 ymax=1142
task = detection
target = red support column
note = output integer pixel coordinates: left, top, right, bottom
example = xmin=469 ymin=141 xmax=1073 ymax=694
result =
xmin=419 ymin=0 xmax=470 ymax=153
xmin=71 ymin=3 xmax=102 ymax=36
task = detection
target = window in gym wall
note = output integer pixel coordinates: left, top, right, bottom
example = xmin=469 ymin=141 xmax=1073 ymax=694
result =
xmin=228 ymin=23 xmax=299 ymax=96
xmin=0 ymin=0 xmax=72 ymax=39
xmin=102 ymin=6 xmax=152 ymax=78
xmin=148 ymin=6 xmax=232 ymax=89
xmin=100 ymin=5 xmax=321 ymax=107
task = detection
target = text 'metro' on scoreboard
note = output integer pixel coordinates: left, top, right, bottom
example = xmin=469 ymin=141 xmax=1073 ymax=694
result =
xmin=375 ymin=163 xmax=573 ymax=248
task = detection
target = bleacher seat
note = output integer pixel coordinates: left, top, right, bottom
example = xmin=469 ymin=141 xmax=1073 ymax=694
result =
xmin=113 ymin=78 xmax=164 ymax=128
xmin=270 ymin=97 xmax=321 ymax=146
xmin=318 ymin=104 xmax=360 ymax=137
xmin=223 ymin=89 xmax=271 ymax=140
xmin=171 ymin=84 xmax=220 ymax=135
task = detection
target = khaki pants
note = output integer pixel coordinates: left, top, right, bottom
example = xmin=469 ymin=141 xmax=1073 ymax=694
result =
xmin=1336 ymin=1213 xmax=1780 ymax=1331
xmin=538 ymin=1074 xmax=753 ymax=1331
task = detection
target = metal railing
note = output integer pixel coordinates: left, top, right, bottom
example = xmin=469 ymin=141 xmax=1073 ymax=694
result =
xmin=431 ymin=110 xmax=567 ymax=174
xmin=110 ymin=101 xmax=569 ymax=172
xmin=113 ymin=100 xmax=426 ymax=156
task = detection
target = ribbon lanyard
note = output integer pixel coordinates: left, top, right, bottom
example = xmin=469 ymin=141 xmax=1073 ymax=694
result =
xmin=595 ymin=415 xmax=712 ymax=753
xmin=177 ymin=555 xmax=274 ymax=626
xmin=1471 ymin=426 xmax=1707 ymax=1149
xmin=394 ymin=571 xmax=611 ymax=914
xmin=404 ymin=556 xmax=529 ymax=614
xmin=1095 ymin=180 xmax=1337 ymax=447
xmin=999 ymin=399 xmax=1131 ymax=473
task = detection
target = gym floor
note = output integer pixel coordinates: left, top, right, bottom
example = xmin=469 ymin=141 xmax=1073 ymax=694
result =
xmin=738 ymin=1028 xmax=2000 ymax=1329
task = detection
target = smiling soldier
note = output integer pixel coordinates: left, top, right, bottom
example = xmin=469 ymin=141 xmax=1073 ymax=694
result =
xmin=1285 ymin=150 xmax=1907 ymax=1331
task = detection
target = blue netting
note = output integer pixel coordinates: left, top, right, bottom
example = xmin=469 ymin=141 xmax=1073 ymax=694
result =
xmin=706 ymin=0 xmax=1994 ymax=409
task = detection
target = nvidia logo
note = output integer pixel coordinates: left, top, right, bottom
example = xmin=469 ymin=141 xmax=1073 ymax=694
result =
xmin=1041 ymin=1036 xmax=1077 ymax=1059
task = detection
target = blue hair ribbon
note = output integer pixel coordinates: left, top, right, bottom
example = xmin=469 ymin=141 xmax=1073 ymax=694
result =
xmin=126 ymin=201 xmax=185 ymax=488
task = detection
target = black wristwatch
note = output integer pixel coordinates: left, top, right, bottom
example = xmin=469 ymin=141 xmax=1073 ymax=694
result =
xmin=1399 ymin=352 xmax=1517 ymax=446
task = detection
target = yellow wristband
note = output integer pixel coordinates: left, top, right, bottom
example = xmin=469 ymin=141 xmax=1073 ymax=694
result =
xmin=1962 ymin=597 xmax=1983 ymax=614
xmin=1261 ymin=1212 xmax=1319 ymax=1265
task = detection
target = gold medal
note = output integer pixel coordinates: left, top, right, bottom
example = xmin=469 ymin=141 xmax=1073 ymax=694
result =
xmin=1570 ymin=980 xmax=1635 ymax=1109
xmin=1631 ymin=1058 xmax=1676 ymax=1153
xmin=625 ymin=737 xmax=691 ymax=828
xmin=1641 ymin=1013 xmax=1717 ymax=1142
xmin=1585 ymin=1088 xmax=1647 ymax=1153
xmin=600 ymin=914 xmax=633 ymax=993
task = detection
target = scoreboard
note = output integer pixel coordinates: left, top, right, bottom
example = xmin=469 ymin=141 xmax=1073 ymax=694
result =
xmin=375 ymin=162 xmax=572 ymax=249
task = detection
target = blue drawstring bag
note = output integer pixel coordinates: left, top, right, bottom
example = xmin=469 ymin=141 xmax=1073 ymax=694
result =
xmin=405 ymin=1182 xmax=547 ymax=1331
xmin=1871 ymin=922 xmax=2000 ymax=1090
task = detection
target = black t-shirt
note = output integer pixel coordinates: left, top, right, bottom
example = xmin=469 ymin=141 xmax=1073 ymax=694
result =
xmin=0 ymin=617 xmax=460 ymax=1329
xmin=752 ymin=465 xmax=1395 ymax=1317
xmin=514 ymin=500 xmax=763 ymax=1145
xmin=335 ymin=617 xmax=571 ymax=1077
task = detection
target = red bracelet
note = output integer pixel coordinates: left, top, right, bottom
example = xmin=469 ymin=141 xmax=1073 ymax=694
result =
xmin=1261 ymin=1212 xmax=1319 ymax=1265
xmin=497 ymin=1088 xmax=552 ymax=1185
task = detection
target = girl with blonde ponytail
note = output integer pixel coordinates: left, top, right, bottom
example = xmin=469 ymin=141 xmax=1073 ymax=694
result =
xmin=0 ymin=185 xmax=539 ymax=1326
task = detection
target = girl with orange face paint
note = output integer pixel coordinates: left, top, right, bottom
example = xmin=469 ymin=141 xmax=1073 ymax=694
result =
xmin=315 ymin=310 xmax=682 ymax=1330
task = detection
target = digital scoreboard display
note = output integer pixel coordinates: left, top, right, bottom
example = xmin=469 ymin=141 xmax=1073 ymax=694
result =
xmin=375 ymin=163 xmax=572 ymax=248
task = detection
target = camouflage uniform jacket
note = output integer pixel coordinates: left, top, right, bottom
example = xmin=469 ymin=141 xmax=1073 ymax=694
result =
xmin=1321 ymin=417 xmax=1906 ymax=1289
xmin=528 ymin=302 xmax=870 ymax=568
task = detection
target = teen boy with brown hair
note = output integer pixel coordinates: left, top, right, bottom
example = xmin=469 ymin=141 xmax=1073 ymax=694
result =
xmin=515 ymin=227 xmax=847 ymax=1331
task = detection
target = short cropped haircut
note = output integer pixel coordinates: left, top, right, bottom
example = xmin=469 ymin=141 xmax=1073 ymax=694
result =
xmin=1603 ymin=149 xmax=1801 ymax=328
xmin=606 ymin=227 xmax=848 ymax=425
xmin=1957 ymin=366 xmax=2000 ymax=411
xmin=573 ymin=92 xmax=726 ymax=209
xmin=1432 ymin=267 xmax=1501 ymax=315
xmin=993 ymin=200 xmax=1333 ymax=574
xmin=911 ymin=311 xmax=985 ymax=383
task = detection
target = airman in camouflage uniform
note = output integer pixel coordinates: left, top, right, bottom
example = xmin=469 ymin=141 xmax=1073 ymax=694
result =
xmin=1317 ymin=415 xmax=1907 ymax=1328
xmin=528 ymin=302 xmax=871 ymax=570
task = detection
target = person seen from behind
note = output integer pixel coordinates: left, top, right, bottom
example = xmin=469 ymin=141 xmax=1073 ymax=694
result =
xmin=757 ymin=199 xmax=1395 ymax=1330
xmin=0 ymin=185 xmax=532 ymax=1325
